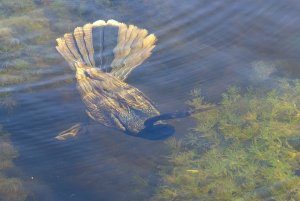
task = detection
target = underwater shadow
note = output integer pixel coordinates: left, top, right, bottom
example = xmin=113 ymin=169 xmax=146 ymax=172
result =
xmin=127 ymin=107 xmax=217 ymax=140
xmin=126 ymin=123 xmax=175 ymax=141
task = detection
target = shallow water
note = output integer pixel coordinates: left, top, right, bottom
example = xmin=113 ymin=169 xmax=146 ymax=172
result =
xmin=1 ymin=0 xmax=300 ymax=200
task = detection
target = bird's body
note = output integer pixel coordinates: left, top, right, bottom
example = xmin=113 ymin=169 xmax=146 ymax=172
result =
xmin=55 ymin=19 xmax=215 ymax=140
xmin=56 ymin=19 xmax=160 ymax=136
xmin=75 ymin=62 xmax=159 ymax=133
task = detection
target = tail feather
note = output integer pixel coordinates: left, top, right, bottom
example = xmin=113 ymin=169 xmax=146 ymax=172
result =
xmin=92 ymin=20 xmax=118 ymax=72
xmin=56 ymin=19 xmax=157 ymax=80
xmin=110 ymin=23 xmax=130 ymax=68
xmin=92 ymin=19 xmax=107 ymax=27
xmin=112 ymin=33 xmax=156 ymax=79
xmin=74 ymin=27 xmax=92 ymax=67
xmin=64 ymin=33 xmax=83 ymax=63
xmin=110 ymin=25 xmax=156 ymax=80
xmin=83 ymin=24 xmax=95 ymax=67
xmin=102 ymin=25 xmax=119 ymax=72
xmin=56 ymin=38 xmax=77 ymax=70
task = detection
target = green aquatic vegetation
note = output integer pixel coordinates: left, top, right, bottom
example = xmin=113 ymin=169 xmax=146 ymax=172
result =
xmin=0 ymin=1 xmax=62 ymax=90
xmin=0 ymin=14 xmax=55 ymax=44
xmin=250 ymin=61 xmax=276 ymax=82
xmin=0 ymin=43 xmax=34 ymax=86
xmin=0 ymin=0 xmax=36 ymax=18
xmin=0 ymin=93 xmax=17 ymax=110
xmin=153 ymin=80 xmax=300 ymax=201
xmin=94 ymin=0 xmax=113 ymax=6
xmin=0 ymin=32 xmax=22 ymax=62
xmin=0 ymin=59 xmax=32 ymax=73
xmin=0 ymin=61 xmax=14 ymax=71
xmin=0 ymin=175 xmax=28 ymax=201
xmin=0 ymin=74 xmax=27 ymax=86
xmin=0 ymin=37 xmax=22 ymax=51
xmin=0 ymin=27 xmax=13 ymax=38
xmin=45 ymin=0 xmax=86 ymax=32
xmin=0 ymin=140 xmax=18 ymax=170
xmin=0 ymin=129 xmax=18 ymax=170
xmin=0 ymin=129 xmax=28 ymax=201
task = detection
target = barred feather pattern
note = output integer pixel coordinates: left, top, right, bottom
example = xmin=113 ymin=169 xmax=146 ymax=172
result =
xmin=56 ymin=19 xmax=157 ymax=81
xmin=55 ymin=19 xmax=159 ymax=134
xmin=75 ymin=63 xmax=160 ymax=133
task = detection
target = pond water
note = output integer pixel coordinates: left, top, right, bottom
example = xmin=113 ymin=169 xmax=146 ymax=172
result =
xmin=0 ymin=0 xmax=300 ymax=200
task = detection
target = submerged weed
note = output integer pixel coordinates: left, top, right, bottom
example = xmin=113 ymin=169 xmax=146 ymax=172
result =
xmin=0 ymin=176 xmax=27 ymax=201
xmin=153 ymin=79 xmax=300 ymax=201
xmin=0 ymin=95 xmax=17 ymax=110
xmin=0 ymin=128 xmax=28 ymax=201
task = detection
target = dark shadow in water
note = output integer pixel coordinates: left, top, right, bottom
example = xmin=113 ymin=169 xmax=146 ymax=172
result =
xmin=129 ymin=124 xmax=175 ymax=140
xmin=125 ymin=107 xmax=215 ymax=140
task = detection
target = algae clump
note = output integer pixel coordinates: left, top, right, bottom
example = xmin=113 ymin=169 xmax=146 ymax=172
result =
xmin=153 ymin=79 xmax=300 ymax=201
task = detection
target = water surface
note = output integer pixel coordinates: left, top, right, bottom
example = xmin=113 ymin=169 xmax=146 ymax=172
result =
xmin=1 ymin=0 xmax=300 ymax=200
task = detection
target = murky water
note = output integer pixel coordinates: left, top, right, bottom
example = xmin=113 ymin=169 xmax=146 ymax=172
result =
xmin=1 ymin=0 xmax=300 ymax=200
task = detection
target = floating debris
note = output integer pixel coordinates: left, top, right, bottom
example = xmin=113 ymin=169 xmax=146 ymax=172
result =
xmin=55 ymin=123 xmax=83 ymax=140
xmin=186 ymin=169 xmax=199 ymax=173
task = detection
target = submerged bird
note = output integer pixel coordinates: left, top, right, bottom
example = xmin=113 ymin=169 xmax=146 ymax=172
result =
xmin=56 ymin=19 xmax=168 ymax=139
xmin=55 ymin=19 xmax=216 ymax=140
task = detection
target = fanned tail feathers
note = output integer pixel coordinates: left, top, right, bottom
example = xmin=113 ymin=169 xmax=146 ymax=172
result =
xmin=56 ymin=19 xmax=157 ymax=80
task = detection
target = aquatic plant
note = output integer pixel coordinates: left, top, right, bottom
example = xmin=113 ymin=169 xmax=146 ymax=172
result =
xmin=0 ymin=41 xmax=22 ymax=56
xmin=94 ymin=0 xmax=113 ymax=6
xmin=45 ymin=0 xmax=86 ymax=32
xmin=0 ymin=128 xmax=28 ymax=201
xmin=0 ymin=129 xmax=17 ymax=166
xmin=0 ymin=15 xmax=54 ymax=44
xmin=0 ymin=0 xmax=63 ymax=93
xmin=0 ymin=0 xmax=36 ymax=18
xmin=0 ymin=175 xmax=28 ymax=201
xmin=0 ymin=141 xmax=17 ymax=170
xmin=0 ymin=27 xmax=13 ymax=38
xmin=0 ymin=92 xmax=17 ymax=110
xmin=0 ymin=28 xmax=23 ymax=64
xmin=152 ymin=79 xmax=300 ymax=201
xmin=251 ymin=60 xmax=277 ymax=81
xmin=0 ymin=61 xmax=14 ymax=71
